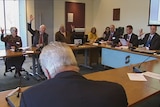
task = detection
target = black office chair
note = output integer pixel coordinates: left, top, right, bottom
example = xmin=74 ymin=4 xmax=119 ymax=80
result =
xmin=3 ymin=42 xmax=29 ymax=80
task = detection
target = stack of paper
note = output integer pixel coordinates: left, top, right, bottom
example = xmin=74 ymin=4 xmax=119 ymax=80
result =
xmin=127 ymin=73 xmax=147 ymax=81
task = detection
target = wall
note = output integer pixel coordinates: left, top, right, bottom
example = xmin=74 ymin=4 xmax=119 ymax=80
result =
xmin=54 ymin=0 xmax=93 ymax=36
xmin=26 ymin=0 xmax=35 ymax=46
xmin=93 ymin=0 xmax=160 ymax=37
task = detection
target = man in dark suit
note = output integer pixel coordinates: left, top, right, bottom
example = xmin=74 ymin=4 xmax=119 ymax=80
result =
xmin=55 ymin=25 xmax=68 ymax=43
xmin=139 ymin=25 xmax=160 ymax=50
xmin=123 ymin=25 xmax=138 ymax=47
xmin=27 ymin=15 xmax=48 ymax=47
xmin=107 ymin=25 xmax=120 ymax=46
xmin=20 ymin=42 xmax=128 ymax=107
xmin=55 ymin=25 xmax=75 ymax=43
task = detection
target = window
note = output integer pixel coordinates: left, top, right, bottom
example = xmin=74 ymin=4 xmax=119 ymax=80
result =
xmin=0 ymin=0 xmax=27 ymax=49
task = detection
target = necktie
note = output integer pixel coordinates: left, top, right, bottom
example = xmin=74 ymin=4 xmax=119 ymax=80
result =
xmin=127 ymin=35 xmax=130 ymax=42
xmin=39 ymin=34 xmax=43 ymax=44
xmin=108 ymin=33 xmax=113 ymax=41
xmin=146 ymin=36 xmax=152 ymax=47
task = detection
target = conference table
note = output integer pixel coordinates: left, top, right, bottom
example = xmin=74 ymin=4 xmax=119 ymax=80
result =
xmin=0 ymin=44 xmax=160 ymax=107
xmin=0 ymin=45 xmax=99 ymax=80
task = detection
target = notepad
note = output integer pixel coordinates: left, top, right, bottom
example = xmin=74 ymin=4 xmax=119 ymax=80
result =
xmin=127 ymin=73 xmax=147 ymax=81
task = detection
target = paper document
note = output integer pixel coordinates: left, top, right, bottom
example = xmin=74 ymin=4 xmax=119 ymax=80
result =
xmin=127 ymin=73 xmax=147 ymax=81
xmin=19 ymin=47 xmax=30 ymax=50
xmin=25 ymin=51 xmax=34 ymax=54
xmin=115 ymin=46 xmax=128 ymax=50
xmin=119 ymin=38 xmax=128 ymax=46
xmin=143 ymin=72 xmax=160 ymax=80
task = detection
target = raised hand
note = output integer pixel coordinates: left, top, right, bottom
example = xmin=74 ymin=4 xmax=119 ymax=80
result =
xmin=30 ymin=15 xmax=34 ymax=22
xmin=1 ymin=28 xmax=4 ymax=34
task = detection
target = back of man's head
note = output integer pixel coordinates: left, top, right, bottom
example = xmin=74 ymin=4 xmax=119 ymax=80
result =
xmin=39 ymin=42 xmax=79 ymax=79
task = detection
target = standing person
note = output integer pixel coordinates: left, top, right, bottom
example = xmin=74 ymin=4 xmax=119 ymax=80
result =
xmin=123 ymin=25 xmax=138 ymax=47
xmin=139 ymin=25 xmax=160 ymax=50
xmin=27 ymin=15 xmax=49 ymax=47
xmin=20 ymin=42 xmax=128 ymax=107
xmin=1 ymin=27 xmax=25 ymax=77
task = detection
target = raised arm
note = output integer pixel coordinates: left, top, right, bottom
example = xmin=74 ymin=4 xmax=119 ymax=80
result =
xmin=1 ymin=28 xmax=7 ymax=42
xmin=27 ymin=15 xmax=36 ymax=35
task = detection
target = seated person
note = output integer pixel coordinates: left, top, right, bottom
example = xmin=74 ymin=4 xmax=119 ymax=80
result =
xmin=88 ymin=27 xmax=98 ymax=43
xmin=107 ymin=25 xmax=120 ymax=46
xmin=139 ymin=25 xmax=160 ymax=50
xmin=1 ymin=27 xmax=25 ymax=77
xmin=55 ymin=25 xmax=70 ymax=43
xmin=20 ymin=42 xmax=128 ymax=107
xmin=103 ymin=27 xmax=110 ymax=41
xmin=123 ymin=25 xmax=138 ymax=47
xmin=27 ymin=15 xmax=49 ymax=47
xmin=96 ymin=27 xmax=110 ymax=42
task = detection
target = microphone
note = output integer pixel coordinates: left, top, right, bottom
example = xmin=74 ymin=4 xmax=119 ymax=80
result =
xmin=133 ymin=56 xmax=151 ymax=73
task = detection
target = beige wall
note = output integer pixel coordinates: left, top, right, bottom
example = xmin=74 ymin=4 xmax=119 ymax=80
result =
xmin=26 ymin=0 xmax=35 ymax=46
xmin=93 ymin=0 xmax=160 ymax=37
xmin=54 ymin=0 xmax=93 ymax=36
xmin=26 ymin=0 xmax=159 ymax=45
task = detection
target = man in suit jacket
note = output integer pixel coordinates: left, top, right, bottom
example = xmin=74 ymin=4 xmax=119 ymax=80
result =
xmin=55 ymin=25 xmax=68 ymax=43
xmin=107 ymin=25 xmax=120 ymax=46
xmin=139 ymin=26 xmax=160 ymax=50
xmin=27 ymin=15 xmax=48 ymax=47
xmin=123 ymin=25 xmax=138 ymax=47
xmin=20 ymin=42 xmax=128 ymax=107
xmin=55 ymin=25 xmax=75 ymax=43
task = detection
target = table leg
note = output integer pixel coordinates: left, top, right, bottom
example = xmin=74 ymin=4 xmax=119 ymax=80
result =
xmin=79 ymin=49 xmax=92 ymax=69
xmin=29 ymin=54 xmax=41 ymax=81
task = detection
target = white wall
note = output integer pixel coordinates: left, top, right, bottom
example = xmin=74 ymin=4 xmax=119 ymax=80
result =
xmin=93 ymin=0 xmax=160 ymax=37
xmin=54 ymin=0 xmax=94 ymax=36
xmin=26 ymin=0 xmax=35 ymax=46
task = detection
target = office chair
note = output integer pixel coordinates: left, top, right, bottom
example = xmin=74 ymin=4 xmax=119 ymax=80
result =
xmin=3 ymin=42 xmax=29 ymax=80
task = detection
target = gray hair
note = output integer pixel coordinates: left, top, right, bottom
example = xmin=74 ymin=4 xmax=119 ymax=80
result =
xmin=39 ymin=42 xmax=78 ymax=78
xmin=39 ymin=24 xmax=46 ymax=30
xmin=10 ymin=27 xmax=17 ymax=33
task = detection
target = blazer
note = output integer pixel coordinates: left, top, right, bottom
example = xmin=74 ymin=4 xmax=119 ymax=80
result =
xmin=124 ymin=33 xmax=138 ymax=47
xmin=139 ymin=33 xmax=160 ymax=50
xmin=55 ymin=31 xmax=67 ymax=43
xmin=20 ymin=71 xmax=128 ymax=107
xmin=27 ymin=23 xmax=49 ymax=47
xmin=1 ymin=34 xmax=22 ymax=49
xmin=110 ymin=31 xmax=120 ymax=45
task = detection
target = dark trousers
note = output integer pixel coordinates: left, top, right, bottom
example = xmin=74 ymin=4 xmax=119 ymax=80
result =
xmin=5 ymin=56 xmax=25 ymax=76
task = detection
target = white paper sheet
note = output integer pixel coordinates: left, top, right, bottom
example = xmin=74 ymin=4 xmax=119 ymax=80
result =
xmin=143 ymin=72 xmax=160 ymax=80
xmin=25 ymin=51 xmax=34 ymax=54
xmin=127 ymin=73 xmax=147 ymax=81
xmin=119 ymin=38 xmax=128 ymax=46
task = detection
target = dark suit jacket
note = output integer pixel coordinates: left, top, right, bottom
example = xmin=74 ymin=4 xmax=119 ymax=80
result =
xmin=20 ymin=71 xmax=128 ymax=107
xmin=110 ymin=31 xmax=120 ymax=45
xmin=55 ymin=31 xmax=68 ymax=43
xmin=139 ymin=33 xmax=160 ymax=50
xmin=124 ymin=33 xmax=138 ymax=47
xmin=27 ymin=23 xmax=49 ymax=47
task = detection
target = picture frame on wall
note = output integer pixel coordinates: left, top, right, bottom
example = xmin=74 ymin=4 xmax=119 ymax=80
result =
xmin=113 ymin=8 xmax=120 ymax=21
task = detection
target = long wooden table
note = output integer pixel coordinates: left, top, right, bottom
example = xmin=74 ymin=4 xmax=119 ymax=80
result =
xmin=1 ymin=44 xmax=160 ymax=107
xmin=85 ymin=59 xmax=160 ymax=106
xmin=1 ymin=59 xmax=160 ymax=107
